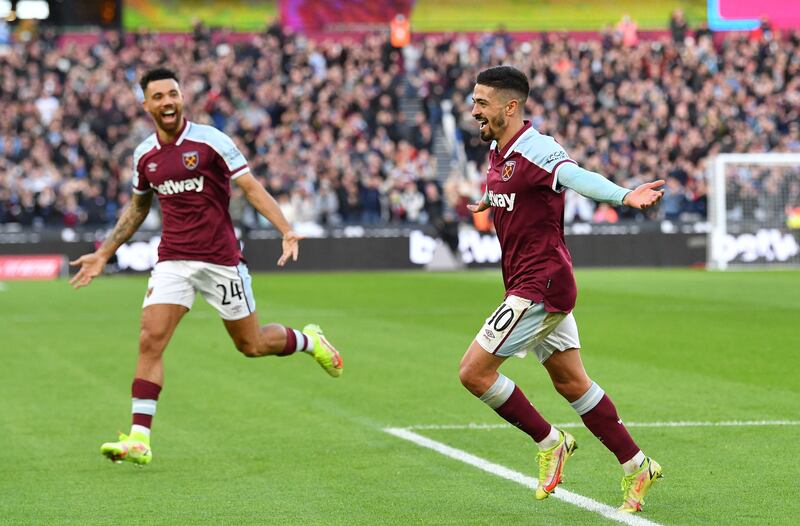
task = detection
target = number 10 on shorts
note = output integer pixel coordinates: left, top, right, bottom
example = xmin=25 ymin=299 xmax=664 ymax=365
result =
xmin=476 ymin=295 xmax=531 ymax=355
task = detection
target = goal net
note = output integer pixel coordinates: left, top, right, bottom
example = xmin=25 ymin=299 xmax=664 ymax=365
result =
xmin=708 ymin=153 xmax=800 ymax=269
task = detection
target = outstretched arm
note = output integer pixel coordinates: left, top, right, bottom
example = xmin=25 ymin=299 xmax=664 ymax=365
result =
xmin=69 ymin=191 xmax=153 ymax=289
xmin=235 ymin=172 xmax=302 ymax=266
xmin=556 ymin=163 xmax=665 ymax=210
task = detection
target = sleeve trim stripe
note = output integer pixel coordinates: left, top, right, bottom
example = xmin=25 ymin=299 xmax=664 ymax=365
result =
xmin=231 ymin=166 xmax=250 ymax=180
xmin=551 ymin=159 xmax=578 ymax=191
xmin=132 ymin=187 xmax=152 ymax=195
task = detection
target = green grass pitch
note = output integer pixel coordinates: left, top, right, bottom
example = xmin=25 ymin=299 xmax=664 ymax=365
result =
xmin=1 ymin=269 xmax=798 ymax=525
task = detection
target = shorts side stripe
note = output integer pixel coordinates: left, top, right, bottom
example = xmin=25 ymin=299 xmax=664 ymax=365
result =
xmin=492 ymin=307 xmax=529 ymax=355
xmin=235 ymin=263 xmax=254 ymax=314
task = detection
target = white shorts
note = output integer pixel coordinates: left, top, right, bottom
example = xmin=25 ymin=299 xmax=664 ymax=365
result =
xmin=475 ymin=295 xmax=581 ymax=363
xmin=143 ymin=260 xmax=256 ymax=321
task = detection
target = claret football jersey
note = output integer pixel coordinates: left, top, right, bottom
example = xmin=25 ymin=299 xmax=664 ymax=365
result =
xmin=486 ymin=121 xmax=578 ymax=313
xmin=131 ymin=120 xmax=249 ymax=266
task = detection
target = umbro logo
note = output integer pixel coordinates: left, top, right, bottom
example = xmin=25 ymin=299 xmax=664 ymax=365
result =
xmin=147 ymin=162 xmax=158 ymax=173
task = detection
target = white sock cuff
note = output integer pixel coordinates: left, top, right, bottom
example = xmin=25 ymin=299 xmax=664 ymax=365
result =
xmin=535 ymin=426 xmax=560 ymax=449
xmin=479 ymin=374 xmax=516 ymax=409
xmin=622 ymin=450 xmax=646 ymax=472
xmin=570 ymin=381 xmax=605 ymax=416
xmin=292 ymin=329 xmax=308 ymax=352
xmin=132 ymin=398 xmax=157 ymax=416
xmin=130 ymin=424 xmax=151 ymax=437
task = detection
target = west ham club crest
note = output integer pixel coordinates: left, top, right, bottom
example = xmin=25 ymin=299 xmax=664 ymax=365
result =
xmin=501 ymin=160 xmax=516 ymax=181
xmin=182 ymin=151 xmax=199 ymax=170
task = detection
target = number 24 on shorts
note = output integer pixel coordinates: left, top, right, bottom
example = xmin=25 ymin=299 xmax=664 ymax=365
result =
xmin=216 ymin=280 xmax=244 ymax=305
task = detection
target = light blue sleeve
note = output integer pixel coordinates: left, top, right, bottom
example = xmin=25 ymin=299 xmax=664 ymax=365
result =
xmin=556 ymin=162 xmax=631 ymax=206
xmin=214 ymin=130 xmax=248 ymax=172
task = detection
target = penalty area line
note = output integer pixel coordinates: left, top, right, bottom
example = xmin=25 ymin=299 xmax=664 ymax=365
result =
xmin=383 ymin=427 xmax=663 ymax=526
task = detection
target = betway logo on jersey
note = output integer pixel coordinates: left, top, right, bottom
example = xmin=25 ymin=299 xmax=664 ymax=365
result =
xmin=151 ymin=176 xmax=205 ymax=195
xmin=488 ymin=191 xmax=516 ymax=211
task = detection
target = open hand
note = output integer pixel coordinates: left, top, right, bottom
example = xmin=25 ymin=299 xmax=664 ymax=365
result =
xmin=623 ymin=180 xmax=665 ymax=210
xmin=69 ymin=252 xmax=108 ymax=289
xmin=467 ymin=200 xmax=490 ymax=213
xmin=278 ymin=231 xmax=304 ymax=266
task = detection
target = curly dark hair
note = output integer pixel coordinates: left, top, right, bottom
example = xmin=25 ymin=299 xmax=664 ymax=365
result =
xmin=139 ymin=67 xmax=179 ymax=92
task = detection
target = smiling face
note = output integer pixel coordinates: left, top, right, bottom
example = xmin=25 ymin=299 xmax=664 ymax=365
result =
xmin=471 ymin=84 xmax=515 ymax=143
xmin=142 ymin=78 xmax=184 ymax=136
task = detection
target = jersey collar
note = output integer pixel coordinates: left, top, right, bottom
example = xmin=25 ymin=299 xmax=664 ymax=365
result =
xmin=156 ymin=119 xmax=192 ymax=147
xmin=496 ymin=120 xmax=533 ymax=159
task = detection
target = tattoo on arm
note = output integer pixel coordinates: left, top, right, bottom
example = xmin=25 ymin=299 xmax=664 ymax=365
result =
xmin=99 ymin=192 xmax=153 ymax=255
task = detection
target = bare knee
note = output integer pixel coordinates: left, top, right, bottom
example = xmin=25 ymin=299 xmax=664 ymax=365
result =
xmin=552 ymin=377 xmax=592 ymax=402
xmin=459 ymin=360 xmax=493 ymax=397
xmin=139 ymin=326 xmax=170 ymax=358
xmin=544 ymin=350 xmax=592 ymax=402
xmin=234 ymin=338 xmax=261 ymax=357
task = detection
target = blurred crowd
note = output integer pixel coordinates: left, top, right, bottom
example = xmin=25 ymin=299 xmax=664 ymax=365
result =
xmin=0 ymin=23 xmax=440 ymax=230
xmin=2 ymin=15 xmax=800 ymax=230
xmin=434 ymin=15 xmax=800 ymax=225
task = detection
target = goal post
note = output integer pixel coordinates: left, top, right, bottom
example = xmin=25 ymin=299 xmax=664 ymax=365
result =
xmin=708 ymin=153 xmax=800 ymax=270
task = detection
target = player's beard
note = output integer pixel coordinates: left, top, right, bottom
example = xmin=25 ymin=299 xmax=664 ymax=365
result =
xmin=480 ymin=113 xmax=506 ymax=142
xmin=153 ymin=107 xmax=183 ymax=134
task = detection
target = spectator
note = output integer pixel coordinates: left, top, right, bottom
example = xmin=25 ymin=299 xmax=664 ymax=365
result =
xmin=750 ymin=17 xmax=774 ymax=42
xmin=399 ymin=180 xmax=425 ymax=223
xmin=343 ymin=176 xmax=367 ymax=224
xmin=684 ymin=177 xmax=707 ymax=220
xmin=0 ymin=19 xmax=9 ymax=46
xmin=615 ymin=14 xmax=638 ymax=47
xmin=564 ymin=190 xmax=594 ymax=223
xmin=314 ymin=178 xmax=341 ymax=226
xmin=361 ymin=174 xmax=383 ymax=224
xmin=661 ymin=177 xmax=687 ymax=220
xmin=422 ymin=181 xmax=443 ymax=225
xmin=592 ymin=203 xmax=619 ymax=224
xmin=669 ymin=9 xmax=688 ymax=44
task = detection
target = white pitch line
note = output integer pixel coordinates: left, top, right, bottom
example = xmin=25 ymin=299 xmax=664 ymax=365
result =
xmin=384 ymin=427 xmax=662 ymax=526
xmin=404 ymin=419 xmax=800 ymax=431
